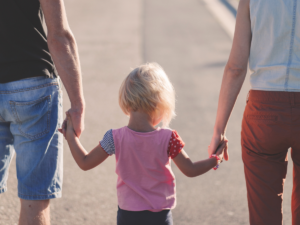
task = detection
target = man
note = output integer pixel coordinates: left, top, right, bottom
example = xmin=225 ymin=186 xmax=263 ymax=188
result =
xmin=0 ymin=0 xmax=84 ymax=224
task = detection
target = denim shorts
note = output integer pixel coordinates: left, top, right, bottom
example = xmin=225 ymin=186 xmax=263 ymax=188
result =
xmin=0 ymin=76 xmax=63 ymax=200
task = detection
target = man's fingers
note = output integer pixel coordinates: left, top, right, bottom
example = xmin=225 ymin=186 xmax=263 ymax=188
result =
xmin=66 ymin=109 xmax=84 ymax=137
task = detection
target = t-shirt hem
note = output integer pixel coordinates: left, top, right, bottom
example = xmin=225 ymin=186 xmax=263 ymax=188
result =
xmin=251 ymin=87 xmax=300 ymax=92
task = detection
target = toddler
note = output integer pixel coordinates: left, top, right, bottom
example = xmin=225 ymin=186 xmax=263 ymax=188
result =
xmin=64 ymin=63 xmax=227 ymax=225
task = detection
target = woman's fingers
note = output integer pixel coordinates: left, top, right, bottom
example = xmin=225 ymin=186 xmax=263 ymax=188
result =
xmin=224 ymin=145 xmax=229 ymax=161
xmin=216 ymin=140 xmax=228 ymax=153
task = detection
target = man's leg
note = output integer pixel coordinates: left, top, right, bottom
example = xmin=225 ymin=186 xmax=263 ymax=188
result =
xmin=5 ymin=77 xmax=63 ymax=224
xmin=19 ymin=199 xmax=50 ymax=225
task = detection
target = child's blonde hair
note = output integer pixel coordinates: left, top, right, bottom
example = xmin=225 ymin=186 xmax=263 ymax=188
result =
xmin=119 ymin=62 xmax=175 ymax=127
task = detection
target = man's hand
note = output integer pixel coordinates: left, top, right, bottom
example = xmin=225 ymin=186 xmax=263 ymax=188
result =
xmin=67 ymin=107 xmax=85 ymax=137
xmin=65 ymin=111 xmax=77 ymax=139
xmin=59 ymin=107 xmax=84 ymax=138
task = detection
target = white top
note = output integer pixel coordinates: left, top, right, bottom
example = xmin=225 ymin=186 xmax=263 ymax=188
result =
xmin=249 ymin=0 xmax=300 ymax=91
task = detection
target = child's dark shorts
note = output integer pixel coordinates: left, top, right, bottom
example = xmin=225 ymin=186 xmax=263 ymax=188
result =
xmin=117 ymin=206 xmax=173 ymax=225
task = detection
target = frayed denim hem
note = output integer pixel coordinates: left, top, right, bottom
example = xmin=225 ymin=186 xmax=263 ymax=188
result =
xmin=0 ymin=186 xmax=7 ymax=194
xmin=18 ymin=191 xmax=62 ymax=200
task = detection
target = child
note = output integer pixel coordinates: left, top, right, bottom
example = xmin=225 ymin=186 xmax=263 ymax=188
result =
xmin=64 ymin=63 xmax=227 ymax=225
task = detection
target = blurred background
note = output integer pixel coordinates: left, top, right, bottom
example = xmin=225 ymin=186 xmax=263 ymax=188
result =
xmin=0 ymin=0 xmax=294 ymax=224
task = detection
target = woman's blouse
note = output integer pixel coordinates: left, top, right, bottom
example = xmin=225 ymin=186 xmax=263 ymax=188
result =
xmin=249 ymin=0 xmax=300 ymax=91
xmin=100 ymin=127 xmax=185 ymax=212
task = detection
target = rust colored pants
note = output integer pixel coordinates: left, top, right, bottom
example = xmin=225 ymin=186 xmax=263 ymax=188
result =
xmin=242 ymin=90 xmax=300 ymax=225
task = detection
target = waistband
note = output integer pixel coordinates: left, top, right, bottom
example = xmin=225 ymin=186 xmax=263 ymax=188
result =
xmin=0 ymin=76 xmax=59 ymax=94
xmin=249 ymin=90 xmax=300 ymax=104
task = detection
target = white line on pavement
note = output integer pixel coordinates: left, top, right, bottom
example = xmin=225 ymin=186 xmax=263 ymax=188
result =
xmin=202 ymin=0 xmax=236 ymax=39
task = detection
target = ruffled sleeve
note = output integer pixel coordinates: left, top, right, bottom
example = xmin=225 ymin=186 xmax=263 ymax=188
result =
xmin=100 ymin=129 xmax=115 ymax=155
xmin=167 ymin=130 xmax=185 ymax=159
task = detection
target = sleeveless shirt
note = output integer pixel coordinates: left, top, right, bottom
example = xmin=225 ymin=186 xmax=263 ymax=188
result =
xmin=249 ymin=0 xmax=300 ymax=91
xmin=0 ymin=0 xmax=57 ymax=83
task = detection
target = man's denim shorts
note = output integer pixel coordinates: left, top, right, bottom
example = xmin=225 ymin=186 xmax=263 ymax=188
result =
xmin=0 ymin=76 xmax=63 ymax=200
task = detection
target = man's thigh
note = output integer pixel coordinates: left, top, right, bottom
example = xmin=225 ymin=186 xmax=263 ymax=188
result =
xmin=0 ymin=77 xmax=63 ymax=200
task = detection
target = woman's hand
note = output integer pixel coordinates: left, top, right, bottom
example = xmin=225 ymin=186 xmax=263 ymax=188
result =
xmin=208 ymin=133 xmax=229 ymax=161
xmin=214 ymin=137 xmax=228 ymax=161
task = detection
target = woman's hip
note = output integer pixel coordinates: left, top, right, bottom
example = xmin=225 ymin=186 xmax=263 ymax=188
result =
xmin=241 ymin=90 xmax=300 ymax=155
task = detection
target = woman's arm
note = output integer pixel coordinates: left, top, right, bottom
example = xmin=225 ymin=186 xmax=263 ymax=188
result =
xmin=65 ymin=113 xmax=109 ymax=171
xmin=173 ymin=140 xmax=228 ymax=177
xmin=208 ymin=0 xmax=252 ymax=160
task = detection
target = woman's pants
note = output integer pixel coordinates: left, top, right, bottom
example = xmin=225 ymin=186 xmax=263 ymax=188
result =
xmin=242 ymin=90 xmax=300 ymax=225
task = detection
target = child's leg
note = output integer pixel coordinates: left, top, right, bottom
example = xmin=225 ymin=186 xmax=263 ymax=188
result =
xmin=117 ymin=207 xmax=173 ymax=225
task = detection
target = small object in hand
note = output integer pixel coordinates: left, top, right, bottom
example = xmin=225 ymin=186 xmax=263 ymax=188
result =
xmin=210 ymin=154 xmax=221 ymax=170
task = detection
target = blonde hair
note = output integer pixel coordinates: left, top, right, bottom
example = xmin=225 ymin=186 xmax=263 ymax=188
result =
xmin=119 ymin=62 xmax=175 ymax=127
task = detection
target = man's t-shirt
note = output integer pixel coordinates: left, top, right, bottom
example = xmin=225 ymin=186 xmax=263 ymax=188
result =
xmin=0 ymin=0 xmax=57 ymax=83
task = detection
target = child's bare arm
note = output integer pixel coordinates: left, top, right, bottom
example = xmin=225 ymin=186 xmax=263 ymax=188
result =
xmin=173 ymin=140 xmax=228 ymax=177
xmin=65 ymin=113 xmax=109 ymax=171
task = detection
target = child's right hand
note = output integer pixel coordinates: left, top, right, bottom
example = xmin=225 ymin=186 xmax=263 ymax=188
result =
xmin=214 ymin=138 xmax=228 ymax=161
xmin=66 ymin=112 xmax=76 ymax=139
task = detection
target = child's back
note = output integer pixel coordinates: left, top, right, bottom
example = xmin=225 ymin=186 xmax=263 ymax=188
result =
xmin=109 ymin=127 xmax=175 ymax=211
xmin=64 ymin=62 xmax=227 ymax=225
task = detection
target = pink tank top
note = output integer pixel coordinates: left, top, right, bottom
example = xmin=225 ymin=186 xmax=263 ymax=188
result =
xmin=112 ymin=127 xmax=176 ymax=212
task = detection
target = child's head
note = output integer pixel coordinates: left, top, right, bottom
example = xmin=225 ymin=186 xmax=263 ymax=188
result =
xmin=119 ymin=62 xmax=175 ymax=127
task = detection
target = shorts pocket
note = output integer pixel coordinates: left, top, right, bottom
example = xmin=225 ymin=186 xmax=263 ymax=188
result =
xmin=10 ymin=95 xmax=51 ymax=140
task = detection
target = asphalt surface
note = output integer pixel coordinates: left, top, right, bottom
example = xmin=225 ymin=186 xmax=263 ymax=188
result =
xmin=0 ymin=0 xmax=294 ymax=224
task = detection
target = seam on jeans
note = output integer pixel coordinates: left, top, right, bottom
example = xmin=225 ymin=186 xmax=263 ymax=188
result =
xmin=10 ymin=95 xmax=51 ymax=106
xmin=9 ymin=95 xmax=52 ymax=140
xmin=284 ymin=0 xmax=297 ymax=91
xmin=9 ymin=103 xmax=21 ymax=123
xmin=0 ymin=114 xmax=5 ymax=122
xmin=0 ymin=82 xmax=58 ymax=94
xmin=247 ymin=115 xmax=277 ymax=121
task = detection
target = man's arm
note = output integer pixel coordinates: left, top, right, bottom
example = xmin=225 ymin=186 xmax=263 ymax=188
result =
xmin=39 ymin=0 xmax=85 ymax=136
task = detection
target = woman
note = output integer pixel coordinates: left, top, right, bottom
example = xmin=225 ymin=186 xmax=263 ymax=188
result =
xmin=208 ymin=0 xmax=300 ymax=224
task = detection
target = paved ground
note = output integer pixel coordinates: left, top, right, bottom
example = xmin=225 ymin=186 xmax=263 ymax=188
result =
xmin=0 ymin=0 xmax=294 ymax=224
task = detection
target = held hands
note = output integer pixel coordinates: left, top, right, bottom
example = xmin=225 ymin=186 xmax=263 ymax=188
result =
xmin=58 ymin=107 xmax=85 ymax=138
xmin=62 ymin=112 xmax=77 ymax=140
xmin=209 ymin=138 xmax=228 ymax=170
xmin=208 ymin=132 xmax=229 ymax=161
xmin=213 ymin=138 xmax=228 ymax=162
